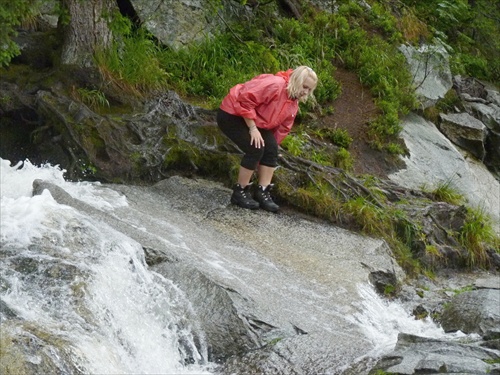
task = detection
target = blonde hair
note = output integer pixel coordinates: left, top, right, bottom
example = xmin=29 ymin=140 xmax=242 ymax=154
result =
xmin=287 ymin=66 xmax=318 ymax=102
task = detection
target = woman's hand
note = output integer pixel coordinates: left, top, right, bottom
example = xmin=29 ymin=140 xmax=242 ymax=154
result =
xmin=249 ymin=127 xmax=265 ymax=148
xmin=244 ymin=118 xmax=265 ymax=148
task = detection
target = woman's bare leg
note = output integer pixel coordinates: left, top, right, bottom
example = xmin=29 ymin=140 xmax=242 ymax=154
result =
xmin=257 ymin=165 xmax=275 ymax=187
xmin=237 ymin=166 xmax=255 ymax=187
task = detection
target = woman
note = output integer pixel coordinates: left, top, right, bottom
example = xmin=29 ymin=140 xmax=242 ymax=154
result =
xmin=217 ymin=65 xmax=318 ymax=212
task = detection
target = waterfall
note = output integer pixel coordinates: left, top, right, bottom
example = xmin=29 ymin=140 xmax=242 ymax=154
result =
xmin=0 ymin=159 xmax=213 ymax=374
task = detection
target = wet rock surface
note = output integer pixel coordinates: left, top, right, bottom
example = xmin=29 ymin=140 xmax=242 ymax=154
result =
xmin=28 ymin=177 xmax=500 ymax=374
xmin=370 ymin=333 xmax=500 ymax=375
xmin=28 ymin=177 xmax=397 ymax=373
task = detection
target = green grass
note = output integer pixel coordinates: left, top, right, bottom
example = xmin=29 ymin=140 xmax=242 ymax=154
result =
xmin=280 ymin=132 xmax=308 ymax=157
xmin=344 ymin=197 xmax=387 ymax=235
xmin=459 ymin=207 xmax=500 ymax=268
xmin=318 ymin=128 xmax=353 ymax=149
xmin=420 ymin=179 xmax=464 ymax=205
xmin=385 ymin=142 xmax=405 ymax=155
xmin=430 ymin=180 xmax=465 ymax=205
xmin=333 ymin=148 xmax=353 ymax=171
xmin=95 ymin=13 xmax=169 ymax=97
xmin=75 ymin=88 xmax=109 ymax=110
xmin=445 ymin=284 xmax=474 ymax=295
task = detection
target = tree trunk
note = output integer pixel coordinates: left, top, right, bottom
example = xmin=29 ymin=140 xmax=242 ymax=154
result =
xmin=60 ymin=0 xmax=116 ymax=67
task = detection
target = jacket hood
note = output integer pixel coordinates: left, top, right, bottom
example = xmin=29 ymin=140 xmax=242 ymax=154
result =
xmin=275 ymin=69 xmax=293 ymax=84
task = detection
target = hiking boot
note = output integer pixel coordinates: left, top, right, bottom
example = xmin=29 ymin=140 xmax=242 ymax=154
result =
xmin=255 ymin=184 xmax=279 ymax=212
xmin=231 ymin=183 xmax=259 ymax=210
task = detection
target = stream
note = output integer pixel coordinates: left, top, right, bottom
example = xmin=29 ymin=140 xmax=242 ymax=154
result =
xmin=0 ymin=158 xmax=470 ymax=374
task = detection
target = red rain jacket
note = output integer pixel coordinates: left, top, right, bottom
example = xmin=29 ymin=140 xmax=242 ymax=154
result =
xmin=220 ymin=70 xmax=299 ymax=144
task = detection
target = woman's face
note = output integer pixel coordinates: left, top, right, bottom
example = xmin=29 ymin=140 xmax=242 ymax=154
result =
xmin=298 ymin=76 xmax=316 ymax=100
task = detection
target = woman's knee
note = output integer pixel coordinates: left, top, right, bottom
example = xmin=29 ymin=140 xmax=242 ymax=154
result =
xmin=259 ymin=152 xmax=278 ymax=167
xmin=241 ymin=147 xmax=265 ymax=170
xmin=260 ymin=138 xmax=278 ymax=167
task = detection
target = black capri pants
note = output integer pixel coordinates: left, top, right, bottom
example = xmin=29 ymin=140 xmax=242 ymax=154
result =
xmin=217 ymin=109 xmax=278 ymax=170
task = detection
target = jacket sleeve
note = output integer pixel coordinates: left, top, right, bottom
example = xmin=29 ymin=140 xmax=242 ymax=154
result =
xmin=231 ymin=76 xmax=282 ymax=119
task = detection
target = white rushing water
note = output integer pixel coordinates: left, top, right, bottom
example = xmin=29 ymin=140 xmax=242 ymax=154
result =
xmin=348 ymin=283 xmax=472 ymax=358
xmin=0 ymin=158 xmax=213 ymax=374
xmin=0 ymin=158 xmax=471 ymax=373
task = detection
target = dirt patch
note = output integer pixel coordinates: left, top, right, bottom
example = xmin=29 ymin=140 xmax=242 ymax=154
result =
xmin=317 ymin=66 xmax=404 ymax=178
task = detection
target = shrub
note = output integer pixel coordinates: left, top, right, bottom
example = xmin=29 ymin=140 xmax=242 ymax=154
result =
xmin=322 ymin=128 xmax=353 ymax=149
xmin=159 ymin=10 xmax=343 ymax=108
xmin=333 ymin=148 xmax=353 ymax=170
xmin=368 ymin=2 xmax=402 ymax=41
xmin=385 ymin=142 xmax=405 ymax=155
xmin=426 ymin=179 xmax=464 ymax=205
xmin=459 ymin=208 xmax=499 ymax=268
xmin=341 ymin=33 xmax=416 ymax=145
xmin=95 ymin=13 xmax=168 ymax=96
xmin=344 ymin=197 xmax=387 ymax=235
xmin=399 ymin=0 xmax=499 ymax=85
xmin=0 ymin=0 xmax=33 ymax=66
xmin=75 ymin=88 xmax=109 ymax=110
xmin=281 ymin=133 xmax=307 ymax=157
xmin=455 ymin=53 xmax=489 ymax=81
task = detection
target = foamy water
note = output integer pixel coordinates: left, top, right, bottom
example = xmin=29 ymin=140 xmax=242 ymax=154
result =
xmin=348 ymin=284 xmax=471 ymax=358
xmin=1 ymin=158 xmax=212 ymax=374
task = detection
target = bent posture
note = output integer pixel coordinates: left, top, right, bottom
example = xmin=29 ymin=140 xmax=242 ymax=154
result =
xmin=217 ymin=66 xmax=318 ymax=212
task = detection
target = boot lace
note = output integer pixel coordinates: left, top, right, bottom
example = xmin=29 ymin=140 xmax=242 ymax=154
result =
xmin=259 ymin=186 xmax=273 ymax=201
xmin=241 ymin=187 xmax=252 ymax=199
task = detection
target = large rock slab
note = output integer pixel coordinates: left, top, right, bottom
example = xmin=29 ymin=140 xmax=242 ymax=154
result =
xmin=464 ymin=101 xmax=500 ymax=173
xmin=464 ymin=101 xmax=500 ymax=133
xmin=129 ymin=0 xmax=249 ymax=49
xmin=399 ymin=44 xmax=453 ymax=108
xmin=440 ymin=289 xmax=500 ymax=336
xmin=389 ymin=112 xmax=500 ymax=231
xmin=475 ymin=276 xmax=500 ymax=289
xmin=371 ymin=333 xmax=500 ymax=375
xmin=453 ymin=75 xmax=500 ymax=172
xmin=439 ymin=112 xmax=487 ymax=161
xmin=32 ymin=176 xmax=406 ymax=373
